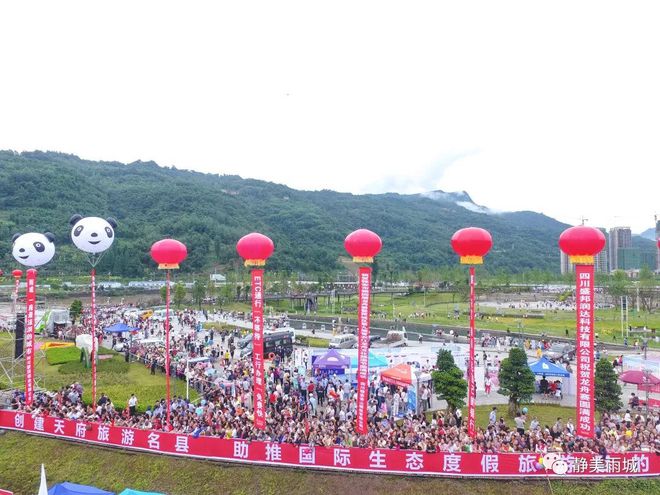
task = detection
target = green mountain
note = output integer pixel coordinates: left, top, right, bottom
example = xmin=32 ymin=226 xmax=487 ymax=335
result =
xmin=0 ymin=150 xmax=570 ymax=277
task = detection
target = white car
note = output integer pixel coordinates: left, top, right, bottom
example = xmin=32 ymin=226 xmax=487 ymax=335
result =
xmin=113 ymin=342 xmax=128 ymax=352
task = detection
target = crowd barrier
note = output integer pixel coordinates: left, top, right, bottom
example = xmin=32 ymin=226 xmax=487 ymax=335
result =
xmin=1 ymin=410 xmax=658 ymax=478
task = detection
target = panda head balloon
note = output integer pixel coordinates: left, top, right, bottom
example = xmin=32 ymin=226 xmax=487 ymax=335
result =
xmin=12 ymin=232 xmax=56 ymax=267
xmin=69 ymin=214 xmax=117 ymax=254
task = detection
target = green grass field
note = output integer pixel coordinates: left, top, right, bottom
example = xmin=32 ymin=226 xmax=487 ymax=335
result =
xmin=471 ymin=403 xmax=573 ymax=429
xmin=0 ymin=432 xmax=657 ymax=495
xmin=272 ymin=291 xmax=659 ymax=345
xmin=0 ymin=333 xmax=198 ymax=412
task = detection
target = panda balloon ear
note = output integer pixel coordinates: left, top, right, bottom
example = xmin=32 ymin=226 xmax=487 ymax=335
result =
xmin=69 ymin=214 xmax=83 ymax=226
xmin=12 ymin=233 xmax=22 ymax=243
xmin=106 ymin=217 xmax=118 ymax=229
xmin=44 ymin=232 xmax=56 ymax=243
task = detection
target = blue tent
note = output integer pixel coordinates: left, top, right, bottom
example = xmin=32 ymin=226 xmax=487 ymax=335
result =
xmin=119 ymin=490 xmax=166 ymax=495
xmin=350 ymin=352 xmax=388 ymax=369
xmin=104 ymin=322 xmax=139 ymax=334
xmin=529 ymin=357 xmax=571 ymax=377
xmin=313 ymin=349 xmax=350 ymax=370
xmin=49 ymin=482 xmax=114 ymax=495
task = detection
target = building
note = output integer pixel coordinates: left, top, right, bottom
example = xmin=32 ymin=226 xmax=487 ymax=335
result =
xmin=609 ymin=227 xmax=632 ymax=272
xmin=618 ymin=247 xmax=641 ymax=270
xmin=560 ymin=250 xmax=572 ymax=275
xmin=656 ymin=217 xmax=660 ymax=272
xmin=210 ymin=273 xmax=227 ymax=285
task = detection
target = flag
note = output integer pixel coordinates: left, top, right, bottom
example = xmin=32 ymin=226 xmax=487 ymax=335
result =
xmin=37 ymin=464 xmax=47 ymax=495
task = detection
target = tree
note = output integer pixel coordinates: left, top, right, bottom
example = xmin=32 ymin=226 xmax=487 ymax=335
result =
xmin=173 ymin=283 xmax=186 ymax=308
xmin=606 ymin=270 xmax=629 ymax=308
xmin=69 ymin=299 xmax=83 ymax=325
xmin=206 ymin=277 xmax=216 ymax=302
xmin=436 ymin=348 xmax=456 ymax=372
xmin=160 ymin=286 xmax=167 ymax=303
xmin=192 ymin=279 xmax=206 ymax=309
xmin=498 ymin=347 xmax=536 ymax=416
xmin=432 ymin=349 xmax=467 ymax=414
xmin=595 ymin=358 xmax=622 ymax=413
xmin=636 ymin=267 xmax=657 ymax=313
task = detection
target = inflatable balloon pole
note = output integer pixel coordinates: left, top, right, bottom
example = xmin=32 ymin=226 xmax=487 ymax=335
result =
xmin=236 ymin=233 xmax=274 ymax=431
xmin=68 ymin=215 xmax=118 ymax=408
xmin=11 ymin=231 xmax=56 ymax=406
xmin=150 ymin=239 xmax=188 ymax=430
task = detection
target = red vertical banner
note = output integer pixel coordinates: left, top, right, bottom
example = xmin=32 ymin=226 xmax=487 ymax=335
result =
xmin=356 ymin=266 xmax=372 ymax=435
xmin=468 ymin=266 xmax=476 ymax=437
xmin=252 ymin=269 xmax=265 ymax=430
xmin=165 ymin=269 xmax=171 ymax=428
xmin=24 ymin=269 xmax=37 ymax=406
xmin=91 ymin=267 xmax=97 ymax=407
xmin=575 ymin=263 xmax=595 ymax=438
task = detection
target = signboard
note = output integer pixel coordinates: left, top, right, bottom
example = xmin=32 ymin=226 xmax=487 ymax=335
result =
xmin=1 ymin=410 xmax=657 ymax=478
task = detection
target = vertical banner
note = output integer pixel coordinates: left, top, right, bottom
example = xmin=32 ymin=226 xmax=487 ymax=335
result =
xmin=24 ymin=269 xmax=37 ymax=406
xmin=468 ymin=266 xmax=476 ymax=438
xmin=575 ymin=264 xmax=595 ymax=438
xmin=252 ymin=269 xmax=265 ymax=430
xmin=91 ymin=267 xmax=97 ymax=407
xmin=165 ymin=269 xmax=171 ymax=428
xmin=356 ymin=266 xmax=372 ymax=435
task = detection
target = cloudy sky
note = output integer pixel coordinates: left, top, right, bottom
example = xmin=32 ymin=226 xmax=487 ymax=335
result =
xmin=1 ymin=1 xmax=658 ymax=232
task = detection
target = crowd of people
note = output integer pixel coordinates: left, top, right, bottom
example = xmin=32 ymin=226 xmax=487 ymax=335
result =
xmin=9 ymin=365 xmax=660 ymax=454
xmin=6 ymin=313 xmax=659 ymax=456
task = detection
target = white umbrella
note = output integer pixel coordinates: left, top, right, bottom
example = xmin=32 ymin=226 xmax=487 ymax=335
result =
xmin=37 ymin=464 xmax=47 ymax=495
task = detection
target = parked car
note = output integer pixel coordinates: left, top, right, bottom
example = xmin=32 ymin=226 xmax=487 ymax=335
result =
xmin=240 ymin=330 xmax=294 ymax=358
xmin=380 ymin=329 xmax=408 ymax=347
xmin=329 ymin=334 xmax=358 ymax=349
xmin=543 ymin=343 xmax=576 ymax=363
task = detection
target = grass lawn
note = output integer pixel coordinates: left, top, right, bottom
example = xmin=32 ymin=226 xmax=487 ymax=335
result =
xmin=45 ymin=346 xmax=82 ymax=365
xmin=297 ymin=336 xmax=330 ymax=348
xmin=472 ymin=404 xmax=574 ymax=429
xmin=0 ymin=333 xmax=198 ymax=412
xmin=41 ymin=353 xmax=199 ymax=412
xmin=273 ymin=291 xmax=660 ymax=345
xmin=0 ymin=432 xmax=657 ymax=495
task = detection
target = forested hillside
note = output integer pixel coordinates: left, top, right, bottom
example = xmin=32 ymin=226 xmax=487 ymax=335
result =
xmin=0 ymin=150 xmax=570 ymax=277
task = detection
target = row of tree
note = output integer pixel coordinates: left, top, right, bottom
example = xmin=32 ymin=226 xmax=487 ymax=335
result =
xmin=432 ymin=348 xmax=623 ymax=417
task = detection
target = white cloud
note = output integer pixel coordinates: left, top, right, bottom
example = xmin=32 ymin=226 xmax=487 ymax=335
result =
xmin=0 ymin=1 xmax=658 ymax=232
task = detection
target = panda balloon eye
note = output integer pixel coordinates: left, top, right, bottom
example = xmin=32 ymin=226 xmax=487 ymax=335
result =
xmin=105 ymin=227 xmax=114 ymax=238
xmin=74 ymin=226 xmax=84 ymax=237
xmin=33 ymin=242 xmax=45 ymax=253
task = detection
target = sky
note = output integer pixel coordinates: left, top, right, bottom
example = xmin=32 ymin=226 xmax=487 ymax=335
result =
xmin=1 ymin=1 xmax=658 ymax=233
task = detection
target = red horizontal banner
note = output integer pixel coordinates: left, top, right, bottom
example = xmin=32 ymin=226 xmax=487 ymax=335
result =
xmin=1 ymin=410 xmax=658 ymax=478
